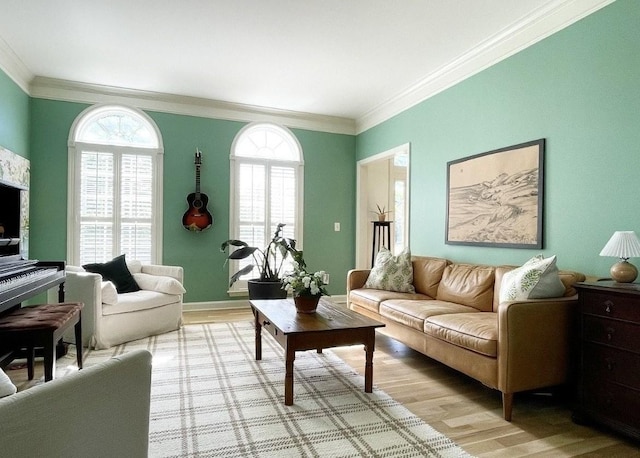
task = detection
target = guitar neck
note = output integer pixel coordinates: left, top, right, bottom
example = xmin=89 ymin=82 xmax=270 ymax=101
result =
xmin=195 ymin=165 xmax=201 ymax=196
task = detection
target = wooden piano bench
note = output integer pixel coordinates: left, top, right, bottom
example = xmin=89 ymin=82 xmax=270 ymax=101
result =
xmin=0 ymin=303 xmax=83 ymax=381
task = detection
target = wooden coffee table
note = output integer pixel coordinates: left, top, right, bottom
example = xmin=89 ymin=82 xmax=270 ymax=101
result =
xmin=250 ymin=297 xmax=385 ymax=405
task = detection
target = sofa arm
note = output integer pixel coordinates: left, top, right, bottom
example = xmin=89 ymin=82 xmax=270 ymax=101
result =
xmin=0 ymin=350 xmax=152 ymax=457
xmin=497 ymin=296 xmax=578 ymax=394
xmin=347 ymin=269 xmax=371 ymax=294
xmin=47 ymin=269 xmax=102 ymax=347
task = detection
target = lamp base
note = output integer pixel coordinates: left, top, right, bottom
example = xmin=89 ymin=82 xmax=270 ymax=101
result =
xmin=610 ymin=260 xmax=638 ymax=283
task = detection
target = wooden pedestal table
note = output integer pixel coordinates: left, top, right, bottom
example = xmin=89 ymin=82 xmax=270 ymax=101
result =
xmin=250 ymin=297 xmax=385 ymax=405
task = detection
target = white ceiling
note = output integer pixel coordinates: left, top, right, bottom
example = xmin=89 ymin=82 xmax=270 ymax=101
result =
xmin=0 ymin=0 xmax=612 ymax=132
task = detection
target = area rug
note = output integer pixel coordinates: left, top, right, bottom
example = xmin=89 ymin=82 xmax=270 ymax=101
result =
xmin=55 ymin=321 xmax=471 ymax=457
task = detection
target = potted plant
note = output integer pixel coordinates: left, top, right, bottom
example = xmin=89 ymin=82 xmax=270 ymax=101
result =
xmin=220 ymin=223 xmax=303 ymax=299
xmin=282 ymin=261 xmax=329 ymax=313
xmin=372 ymin=204 xmax=392 ymax=221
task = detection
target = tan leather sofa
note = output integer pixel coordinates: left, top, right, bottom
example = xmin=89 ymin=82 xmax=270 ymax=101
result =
xmin=347 ymin=255 xmax=585 ymax=421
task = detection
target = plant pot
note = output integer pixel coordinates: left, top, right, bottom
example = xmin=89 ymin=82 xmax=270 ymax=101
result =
xmin=247 ymin=279 xmax=287 ymax=300
xmin=293 ymin=295 xmax=321 ymax=313
xmin=377 ymin=214 xmax=386 ymax=222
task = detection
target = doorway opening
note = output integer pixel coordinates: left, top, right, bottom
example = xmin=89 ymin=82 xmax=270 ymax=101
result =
xmin=356 ymin=143 xmax=410 ymax=268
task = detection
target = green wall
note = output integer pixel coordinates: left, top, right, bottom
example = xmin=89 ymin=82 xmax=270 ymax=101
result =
xmin=28 ymin=99 xmax=355 ymax=302
xmin=0 ymin=71 xmax=30 ymax=157
xmin=357 ymin=0 xmax=640 ymax=279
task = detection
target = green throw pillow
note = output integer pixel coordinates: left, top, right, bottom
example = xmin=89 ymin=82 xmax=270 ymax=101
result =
xmin=364 ymin=247 xmax=415 ymax=293
xmin=499 ymin=254 xmax=565 ymax=302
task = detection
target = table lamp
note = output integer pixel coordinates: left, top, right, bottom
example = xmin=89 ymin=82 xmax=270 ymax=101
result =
xmin=599 ymin=231 xmax=640 ymax=283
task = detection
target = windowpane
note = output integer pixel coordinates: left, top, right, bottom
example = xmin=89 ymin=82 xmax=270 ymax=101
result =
xmin=230 ymin=123 xmax=302 ymax=289
xmin=71 ymin=105 xmax=161 ymax=266
xmin=121 ymin=222 xmax=152 ymax=264
xmin=121 ymin=154 xmax=153 ymax=218
xmin=79 ymin=222 xmax=113 ymax=265
xmin=80 ymin=152 xmax=113 ymax=218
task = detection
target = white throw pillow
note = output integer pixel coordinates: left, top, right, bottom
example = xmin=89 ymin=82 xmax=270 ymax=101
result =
xmin=0 ymin=368 xmax=17 ymax=398
xmin=133 ymin=273 xmax=186 ymax=295
xmin=499 ymin=254 xmax=565 ymax=302
xmin=364 ymin=247 xmax=415 ymax=293
xmin=101 ymin=281 xmax=119 ymax=305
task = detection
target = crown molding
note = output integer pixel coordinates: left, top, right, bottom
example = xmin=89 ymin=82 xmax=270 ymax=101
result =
xmin=0 ymin=35 xmax=32 ymax=93
xmin=355 ymin=0 xmax=616 ymax=134
xmin=29 ymin=77 xmax=356 ymax=135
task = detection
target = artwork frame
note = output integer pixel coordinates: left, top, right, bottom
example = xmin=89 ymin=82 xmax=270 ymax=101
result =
xmin=445 ymin=139 xmax=545 ymax=249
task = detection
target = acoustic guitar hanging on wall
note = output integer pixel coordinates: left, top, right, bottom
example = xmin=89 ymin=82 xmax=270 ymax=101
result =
xmin=182 ymin=149 xmax=213 ymax=231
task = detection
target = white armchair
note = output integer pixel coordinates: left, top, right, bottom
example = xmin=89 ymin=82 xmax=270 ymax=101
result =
xmin=49 ymin=260 xmax=184 ymax=349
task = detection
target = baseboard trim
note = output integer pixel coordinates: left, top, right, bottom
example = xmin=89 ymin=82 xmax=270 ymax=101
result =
xmin=183 ymin=295 xmax=347 ymax=312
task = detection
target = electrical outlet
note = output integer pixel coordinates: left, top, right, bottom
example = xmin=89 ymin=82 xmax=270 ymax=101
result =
xmin=334 ymin=222 xmax=340 ymax=231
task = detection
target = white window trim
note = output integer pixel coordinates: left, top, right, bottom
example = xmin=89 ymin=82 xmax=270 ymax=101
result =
xmin=67 ymin=104 xmax=164 ymax=265
xmin=228 ymin=122 xmax=304 ymax=295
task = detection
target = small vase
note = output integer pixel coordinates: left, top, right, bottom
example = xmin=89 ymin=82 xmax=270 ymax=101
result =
xmin=378 ymin=214 xmax=386 ymax=222
xmin=294 ymin=295 xmax=321 ymax=313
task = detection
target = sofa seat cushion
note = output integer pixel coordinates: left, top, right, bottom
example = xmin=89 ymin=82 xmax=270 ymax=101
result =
xmin=424 ymin=313 xmax=498 ymax=357
xmin=380 ymin=300 xmax=477 ymax=331
xmin=349 ymin=289 xmax=431 ymax=313
xmin=102 ymin=290 xmax=180 ymax=316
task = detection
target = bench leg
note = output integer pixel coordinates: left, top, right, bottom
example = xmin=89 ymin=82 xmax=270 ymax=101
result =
xmin=27 ymin=347 xmax=35 ymax=380
xmin=43 ymin=340 xmax=55 ymax=382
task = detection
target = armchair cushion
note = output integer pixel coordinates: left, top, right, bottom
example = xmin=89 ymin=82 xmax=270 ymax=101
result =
xmin=83 ymin=254 xmax=140 ymax=293
xmin=0 ymin=369 xmax=16 ymax=398
xmin=101 ymin=281 xmax=118 ymax=305
xmin=133 ymin=273 xmax=186 ymax=295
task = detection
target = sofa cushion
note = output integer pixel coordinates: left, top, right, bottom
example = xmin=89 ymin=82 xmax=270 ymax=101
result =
xmin=83 ymin=255 xmax=140 ymax=294
xmin=380 ymin=299 xmax=478 ymax=331
xmin=349 ymin=289 xmax=430 ymax=314
xmin=412 ymin=257 xmax=449 ymax=298
xmin=436 ymin=264 xmax=495 ymax=312
xmin=425 ymin=312 xmax=498 ymax=357
xmin=364 ymin=247 xmax=415 ymax=293
xmin=499 ymin=255 xmax=565 ymax=303
xmin=101 ymin=290 xmax=180 ymax=316
xmin=133 ymin=273 xmax=186 ymax=295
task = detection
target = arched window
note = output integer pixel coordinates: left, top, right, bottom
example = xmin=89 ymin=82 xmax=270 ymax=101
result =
xmin=229 ymin=123 xmax=304 ymax=293
xmin=68 ymin=104 xmax=163 ymax=265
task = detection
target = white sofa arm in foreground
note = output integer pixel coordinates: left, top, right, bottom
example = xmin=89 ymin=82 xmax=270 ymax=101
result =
xmin=0 ymin=349 xmax=152 ymax=458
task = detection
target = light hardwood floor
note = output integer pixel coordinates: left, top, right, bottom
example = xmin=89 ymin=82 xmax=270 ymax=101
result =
xmin=6 ymin=307 xmax=638 ymax=456
xmin=185 ymin=307 xmax=640 ymax=457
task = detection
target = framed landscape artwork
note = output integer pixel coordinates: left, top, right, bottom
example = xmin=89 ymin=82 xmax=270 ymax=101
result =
xmin=445 ymin=139 xmax=545 ymax=249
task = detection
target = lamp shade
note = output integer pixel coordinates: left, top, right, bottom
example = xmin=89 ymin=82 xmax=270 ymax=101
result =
xmin=600 ymin=231 xmax=640 ymax=259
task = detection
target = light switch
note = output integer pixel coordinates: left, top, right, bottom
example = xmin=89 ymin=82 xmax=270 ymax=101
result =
xmin=334 ymin=222 xmax=340 ymax=231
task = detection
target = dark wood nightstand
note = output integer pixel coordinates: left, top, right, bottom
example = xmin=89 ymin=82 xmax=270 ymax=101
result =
xmin=574 ymin=281 xmax=640 ymax=441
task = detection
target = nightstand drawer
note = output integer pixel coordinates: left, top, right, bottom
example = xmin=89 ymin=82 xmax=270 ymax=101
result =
xmin=583 ymin=315 xmax=640 ymax=351
xmin=582 ymin=377 xmax=640 ymax=427
xmin=582 ymin=290 xmax=640 ymax=322
xmin=583 ymin=342 xmax=640 ymax=387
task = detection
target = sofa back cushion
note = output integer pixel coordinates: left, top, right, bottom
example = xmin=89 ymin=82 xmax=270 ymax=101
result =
xmin=412 ymin=256 xmax=449 ymax=298
xmin=436 ymin=264 xmax=495 ymax=311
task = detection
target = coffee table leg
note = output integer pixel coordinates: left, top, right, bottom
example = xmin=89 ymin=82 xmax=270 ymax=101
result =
xmin=254 ymin=309 xmax=262 ymax=361
xmin=285 ymin=342 xmax=295 ymax=405
xmin=364 ymin=331 xmax=375 ymax=393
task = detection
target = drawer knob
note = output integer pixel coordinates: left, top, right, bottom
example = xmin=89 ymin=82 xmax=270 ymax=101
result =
xmin=606 ymin=327 xmax=615 ymax=341
xmin=604 ymin=300 xmax=613 ymax=314
xmin=605 ymin=357 xmax=615 ymax=371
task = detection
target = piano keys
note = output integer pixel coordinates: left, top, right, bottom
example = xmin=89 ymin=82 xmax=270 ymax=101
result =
xmin=0 ymin=256 xmax=66 ymax=316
